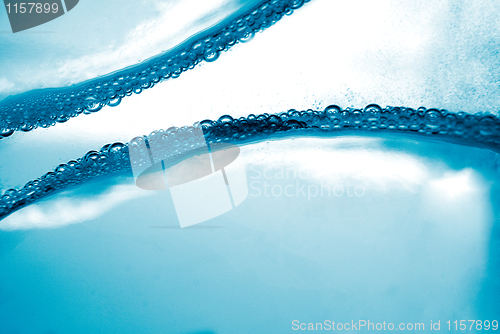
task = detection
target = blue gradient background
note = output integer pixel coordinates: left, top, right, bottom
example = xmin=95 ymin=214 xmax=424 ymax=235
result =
xmin=0 ymin=0 xmax=499 ymax=333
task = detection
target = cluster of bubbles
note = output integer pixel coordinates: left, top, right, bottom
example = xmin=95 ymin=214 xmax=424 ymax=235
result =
xmin=128 ymin=125 xmax=209 ymax=178
xmin=202 ymin=105 xmax=500 ymax=148
xmin=0 ymin=0 xmax=310 ymax=139
xmin=0 ymin=142 xmax=130 ymax=220
xmin=1 ymin=103 xmax=500 ymax=220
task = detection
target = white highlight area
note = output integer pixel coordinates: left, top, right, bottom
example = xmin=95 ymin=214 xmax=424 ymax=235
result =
xmin=430 ymin=168 xmax=478 ymax=199
xmin=58 ymin=0 xmax=237 ymax=87
xmin=0 ymin=0 xmax=257 ymax=99
xmin=0 ymin=137 xmax=493 ymax=234
xmin=2 ymin=0 xmax=499 ymax=190
xmin=243 ymin=137 xmax=430 ymax=192
xmin=0 ymin=184 xmax=153 ymax=231
xmin=0 ymin=77 xmax=15 ymax=93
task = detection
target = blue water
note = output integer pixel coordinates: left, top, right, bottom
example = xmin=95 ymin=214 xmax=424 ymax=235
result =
xmin=1 ymin=105 xmax=500 ymax=219
xmin=1 ymin=0 xmax=500 ymax=333
xmin=1 ymin=134 xmax=499 ymax=333
xmin=0 ymin=0 xmax=309 ymax=136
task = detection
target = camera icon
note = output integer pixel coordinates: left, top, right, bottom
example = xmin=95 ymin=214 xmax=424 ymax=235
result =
xmin=128 ymin=126 xmax=248 ymax=228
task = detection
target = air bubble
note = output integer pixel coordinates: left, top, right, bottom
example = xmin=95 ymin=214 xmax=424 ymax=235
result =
xmin=218 ymin=115 xmax=234 ymax=124
xmin=20 ymin=124 xmax=34 ymax=132
xmin=84 ymin=96 xmax=102 ymax=112
xmin=290 ymin=0 xmax=305 ymax=9
xmin=2 ymin=0 xmax=309 ymax=134
xmin=425 ymin=109 xmax=442 ymax=130
xmin=240 ymin=32 xmax=255 ymax=43
xmin=56 ymin=115 xmax=69 ymax=123
xmin=108 ymin=96 xmax=122 ymax=107
xmin=479 ymin=116 xmax=497 ymax=136
xmin=204 ymin=51 xmax=220 ymax=62
xmin=0 ymin=129 xmax=14 ymax=138
xmin=109 ymin=142 xmax=125 ymax=156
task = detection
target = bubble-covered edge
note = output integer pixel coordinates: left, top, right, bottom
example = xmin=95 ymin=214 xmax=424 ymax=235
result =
xmin=0 ymin=0 xmax=310 ymax=138
xmin=2 ymin=104 xmax=500 ymax=221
